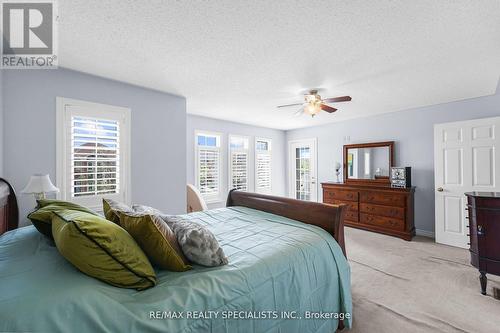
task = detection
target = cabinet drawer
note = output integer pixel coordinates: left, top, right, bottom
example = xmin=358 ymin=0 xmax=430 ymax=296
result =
xmin=323 ymin=189 xmax=358 ymax=202
xmin=360 ymin=191 xmax=405 ymax=207
xmin=360 ymin=213 xmax=404 ymax=230
xmin=324 ymin=198 xmax=358 ymax=211
xmin=360 ymin=203 xmax=404 ymax=219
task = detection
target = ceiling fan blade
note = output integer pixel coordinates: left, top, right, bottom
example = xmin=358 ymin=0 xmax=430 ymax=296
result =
xmin=322 ymin=96 xmax=352 ymax=103
xmin=277 ymin=102 xmax=304 ymax=108
xmin=320 ymin=104 xmax=337 ymax=113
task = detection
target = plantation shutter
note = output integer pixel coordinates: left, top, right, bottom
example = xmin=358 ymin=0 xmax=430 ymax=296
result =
xmin=71 ymin=116 xmax=120 ymax=197
xmin=57 ymin=99 xmax=130 ymax=210
xmin=198 ymin=147 xmax=220 ymax=196
xmin=255 ymin=139 xmax=272 ymax=194
xmin=230 ymin=152 xmax=248 ymax=190
xmin=256 ymin=153 xmax=271 ymax=192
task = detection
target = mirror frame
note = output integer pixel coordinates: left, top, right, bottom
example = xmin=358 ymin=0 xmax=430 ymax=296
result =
xmin=343 ymin=141 xmax=395 ymax=185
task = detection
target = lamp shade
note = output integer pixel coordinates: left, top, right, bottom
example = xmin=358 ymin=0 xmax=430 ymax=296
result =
xmin=21 ymin=174 xmax=59 ymax=194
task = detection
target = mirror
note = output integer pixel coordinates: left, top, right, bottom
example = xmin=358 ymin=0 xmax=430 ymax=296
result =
xmin=344 ymin=142 xmax=394 ymax=184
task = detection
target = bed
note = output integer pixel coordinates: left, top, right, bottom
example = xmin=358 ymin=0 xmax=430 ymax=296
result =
xmin=0 ymin=186 xmax=352 ymax=332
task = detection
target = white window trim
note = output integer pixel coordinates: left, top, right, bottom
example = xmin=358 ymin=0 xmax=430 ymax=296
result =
xmin=228 ymin=134 xmax=250 ymax=192
xmin=255 ymin=137 xmax=272 ymax=194
xmin=56 ymin=97 xmax=131 ymax=211
xmin=194 ymin=130 xmax=223 ymax=203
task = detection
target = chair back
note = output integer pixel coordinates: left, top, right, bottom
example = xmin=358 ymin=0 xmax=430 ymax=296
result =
xmin=187 ymin=184 xmax=208 ymax=213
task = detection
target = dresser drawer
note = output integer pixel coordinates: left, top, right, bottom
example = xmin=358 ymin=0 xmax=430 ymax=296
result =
xmin=360 ymin=213 xmax=404 ymax=231
xmin=360 ymin=203 xmax=404 ymax=219
xmin=324 ymin=198 xmax=358 ymax=211
xmin=345 ymin=210 xmax=359 ymax=222
xmin=360 ymin=191 xmax=405 ymax=207
xmin=323 ymin=189 xmax=358 ymax=202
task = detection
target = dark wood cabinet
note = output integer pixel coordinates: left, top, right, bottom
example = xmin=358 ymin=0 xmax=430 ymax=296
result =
xmin=465 ymin=192 xmax=500 ymax=295
xmin=322 ymin=182 xmax=415 ymax=240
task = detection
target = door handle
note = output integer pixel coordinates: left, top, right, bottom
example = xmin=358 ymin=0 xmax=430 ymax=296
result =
xmin=437 ymin=187 xmax=444 ymax=192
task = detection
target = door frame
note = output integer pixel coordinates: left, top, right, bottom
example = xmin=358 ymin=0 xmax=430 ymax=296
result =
xmin=288 ymin=138 xmax=318 ymax=201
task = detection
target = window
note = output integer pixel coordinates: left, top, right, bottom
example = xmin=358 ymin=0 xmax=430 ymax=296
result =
xmin=56 ymin=98 xmax=131 ymax=210
xmin=195 ymin=131 xmax=222 ymax=202
xmin=229 ymin=135 xmax=249 ymax=191
xmin=255 ymin=138 xmax=272 ymax=194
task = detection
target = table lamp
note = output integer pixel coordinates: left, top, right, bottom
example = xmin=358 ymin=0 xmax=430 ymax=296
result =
xmin=21 ymin=174 xmax=59 ymax=200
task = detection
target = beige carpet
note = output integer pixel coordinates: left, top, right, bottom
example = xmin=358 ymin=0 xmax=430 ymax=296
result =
xmin=345 ymin=227 xmax=500 ymax=333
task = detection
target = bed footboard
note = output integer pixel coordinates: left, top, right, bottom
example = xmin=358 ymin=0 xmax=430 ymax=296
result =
xmin=226 ymin=190 xmax=347 ymax=256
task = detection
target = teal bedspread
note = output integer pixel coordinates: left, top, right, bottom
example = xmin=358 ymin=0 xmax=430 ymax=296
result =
xmin=0 ymin=207 xmax=352 ymax=333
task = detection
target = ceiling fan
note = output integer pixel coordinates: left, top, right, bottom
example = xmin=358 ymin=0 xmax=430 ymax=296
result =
xmin=277 ymin=89 xmax=352 ymax=117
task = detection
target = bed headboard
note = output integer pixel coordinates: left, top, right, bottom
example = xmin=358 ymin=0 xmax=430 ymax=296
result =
xmin=0 ymin=178 xmax=19 ymax=235
xmin=226 ymin=190 xmax=347 ymax=256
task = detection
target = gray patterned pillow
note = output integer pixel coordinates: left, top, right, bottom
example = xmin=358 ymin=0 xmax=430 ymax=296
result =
xmin=133 ymin=205 xmax=228 ymax=267
xmin=166 ymin=216 xmax=228 ymax=267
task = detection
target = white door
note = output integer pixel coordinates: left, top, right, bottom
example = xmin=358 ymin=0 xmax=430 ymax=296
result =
xmin=289 ymin=138 xmax=318 ymax=201
xmin=434 ymin=117 xmax=500 ymax=248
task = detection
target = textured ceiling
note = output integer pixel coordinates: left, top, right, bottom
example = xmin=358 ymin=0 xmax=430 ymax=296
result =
xmin=58 ymin=1 xmax=500 ymax=130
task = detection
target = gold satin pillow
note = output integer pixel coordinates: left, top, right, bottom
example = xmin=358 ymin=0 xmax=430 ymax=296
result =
xmin=102 ymin=198 xmax=134 ymax=225
xmin=119 ymin=212 xmax=191 ymax=272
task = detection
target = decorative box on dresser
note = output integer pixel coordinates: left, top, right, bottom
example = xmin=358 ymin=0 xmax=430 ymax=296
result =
xmin=465 ymin=192 xmax=500 ymax=295
xmin=322 ymin=182 xmax=415 ymax=240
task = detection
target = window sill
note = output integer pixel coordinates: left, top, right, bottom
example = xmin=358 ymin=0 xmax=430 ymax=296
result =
xmin=204 ymin=198 xmax=225 ymax=204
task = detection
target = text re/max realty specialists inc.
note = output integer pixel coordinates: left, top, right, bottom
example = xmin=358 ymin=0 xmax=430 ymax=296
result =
xmin=150 ymin=310 xmax=351 ymax=320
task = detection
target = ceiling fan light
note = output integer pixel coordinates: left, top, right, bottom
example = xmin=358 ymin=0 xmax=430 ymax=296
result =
xmin=306 ymin=102 xmax=320 ymax=117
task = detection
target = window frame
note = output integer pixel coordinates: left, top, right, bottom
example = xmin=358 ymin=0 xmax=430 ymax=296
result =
xmin=254 ymin=137 xmax=272 ymax=194
xmin=194 ymin=130 xmax=223 ymax=203
xmin=56 ymin=97 xmax=131 ymax=211
xmin=228 ymin=134 xmax=250 ymax=192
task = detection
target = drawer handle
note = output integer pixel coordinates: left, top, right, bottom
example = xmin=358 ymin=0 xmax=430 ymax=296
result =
xmin=477 ymin=225 xmax=484 ymax=236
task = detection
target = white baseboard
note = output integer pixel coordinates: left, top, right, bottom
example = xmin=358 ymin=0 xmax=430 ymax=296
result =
xmin=416 ymin=229 xmax=435 ymax=239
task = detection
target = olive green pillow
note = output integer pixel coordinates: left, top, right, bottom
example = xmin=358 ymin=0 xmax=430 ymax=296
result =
xmin=119 ymin=212 xmax=191 ymax=272
xmin=52 ymin=209 xmax=156 ymax=290
xmin=28 ymin=199 xmax=99 ymax=239
xmin=102 ymin=198 xmax=134 ymax=225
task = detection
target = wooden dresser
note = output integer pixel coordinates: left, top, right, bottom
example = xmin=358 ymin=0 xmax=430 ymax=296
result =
xmin=465 ymin=192 xmax=500 ymax=295
xmin=322 ymin=182 xmax=415 ymax=240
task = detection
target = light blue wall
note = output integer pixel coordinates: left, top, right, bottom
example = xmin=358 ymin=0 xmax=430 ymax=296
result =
xmin=187 ymin=114 xmax=286 ymax=209
xmin=3 ymin=68 xmax=187 ymax=226
xmin=286 ymin=80 xmax=500 ymax=234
